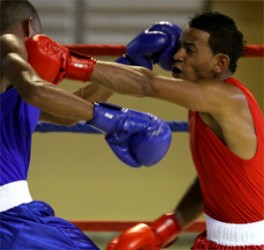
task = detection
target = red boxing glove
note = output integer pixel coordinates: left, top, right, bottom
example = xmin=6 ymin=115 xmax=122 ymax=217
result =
xmin=106 ymin=212 xmax=181 ymax=250
xmin=25 ymin=34 xmax=96 ymax=85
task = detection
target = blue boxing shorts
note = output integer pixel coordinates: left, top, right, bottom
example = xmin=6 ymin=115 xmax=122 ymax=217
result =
xmin=0 ymin=200 xmax=99 ymax=250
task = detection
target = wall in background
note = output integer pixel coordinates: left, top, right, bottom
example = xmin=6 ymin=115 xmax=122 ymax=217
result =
xmin=30 ymin=0 xmax=207 ymax=44
xmin=210 ymin=0 xmax=263 ymax=109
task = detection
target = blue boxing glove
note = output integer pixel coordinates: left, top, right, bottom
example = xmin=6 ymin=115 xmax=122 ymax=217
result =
xmin=88 ymin=103 xmax=172 ymax=167
xmin=116 ymin=21 xmax=182 ymax=71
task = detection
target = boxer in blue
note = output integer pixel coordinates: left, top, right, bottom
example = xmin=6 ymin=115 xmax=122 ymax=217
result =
xmin=0 ymin=1 xmax=173 ymax=249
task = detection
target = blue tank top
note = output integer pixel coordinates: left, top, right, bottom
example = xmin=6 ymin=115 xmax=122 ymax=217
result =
xmin=0 ymin=87 xmax=40 ymax=185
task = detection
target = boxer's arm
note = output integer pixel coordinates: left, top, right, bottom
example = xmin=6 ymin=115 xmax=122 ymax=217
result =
xmin=173 ymin=177 xmax=204 ymax=228
xmin=4 ymin=53 xmax=94 ymax=121
xmin=72 ymin=83 xmax=113 ymax=103
xmin=1 ymin=34 xmax=94 ymax=121
xmin=40 ymin=84 xmax=113 ymax=124
xmin=91 ymin=60 xmax=163 ymax=97
xmin=92 ymin=60 xmax=236 ymax=115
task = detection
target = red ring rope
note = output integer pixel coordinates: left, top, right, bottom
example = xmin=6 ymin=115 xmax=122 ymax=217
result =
xmin=243 ymin=44 xmax=264 ymax=57
xmin=65 ymin=44 xmax=126 ymax=56
xmin=65 ymin=44 xmax=264 ymax=57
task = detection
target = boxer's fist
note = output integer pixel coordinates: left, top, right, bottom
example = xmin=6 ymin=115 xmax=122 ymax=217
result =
xmin=25 ymin=34 xmax=96 ymax=84
xmin=106 ymin=212 xmax=181 ymax=250
xmin=106 ymin=224 xmax=160 ymax=250
xmin=117 ymin=21 xmax=181 ymax=71
xmin=88 ymin=103 xmax=172 ymax=167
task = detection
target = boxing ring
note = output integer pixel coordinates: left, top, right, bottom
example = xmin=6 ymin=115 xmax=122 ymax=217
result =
xmin=35 ymin=43 xmax=263 ymax=235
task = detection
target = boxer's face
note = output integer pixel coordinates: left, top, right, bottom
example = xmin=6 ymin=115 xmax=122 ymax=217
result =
xmin=172 ymin=27 xmax=220 ymax=82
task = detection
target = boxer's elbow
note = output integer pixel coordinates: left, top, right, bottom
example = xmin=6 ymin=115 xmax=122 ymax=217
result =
xmin=20 ymin=82 xmax=42 ymax=105
xmin=21 ymin=82 xmax=51 ymax=108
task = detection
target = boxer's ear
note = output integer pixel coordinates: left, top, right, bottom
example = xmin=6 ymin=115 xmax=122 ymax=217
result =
xmin=24 ymin=17 xmax=42 ymax=38
xmin=213 ymin=53 xmax=230 ymax=74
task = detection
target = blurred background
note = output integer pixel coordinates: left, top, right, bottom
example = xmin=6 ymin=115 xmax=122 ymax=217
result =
xmin=28 ymin=0 xmax=263 ymax=248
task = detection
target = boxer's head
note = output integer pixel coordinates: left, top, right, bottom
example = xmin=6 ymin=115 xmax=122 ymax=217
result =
xmin=0 ymin=0 xmax=42 ymax=40
xmin=189 ymin=12 xmax=245 ymax=73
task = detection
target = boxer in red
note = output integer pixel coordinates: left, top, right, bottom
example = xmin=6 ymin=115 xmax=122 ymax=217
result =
xmin=93 ymin=12 xmax=263 ymax=250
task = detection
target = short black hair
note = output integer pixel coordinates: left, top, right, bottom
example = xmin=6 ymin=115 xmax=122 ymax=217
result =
xmin=189 ymin=12 xmax=245 ymax=73
xmin=0 ymin=0 xmax=41 ymax=34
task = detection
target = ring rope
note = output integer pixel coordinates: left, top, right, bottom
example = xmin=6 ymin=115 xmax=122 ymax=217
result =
xmin=65 ymin=44 xmax=126 ymax=56
xmin=65 ymin=44 xmax=264 ymax=57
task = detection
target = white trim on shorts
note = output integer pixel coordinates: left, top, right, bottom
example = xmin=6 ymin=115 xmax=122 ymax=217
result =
xmin=205 ymin=214 xmax=264 ymax=246
xmin=0 ymin=180 xmax=32 ymax=212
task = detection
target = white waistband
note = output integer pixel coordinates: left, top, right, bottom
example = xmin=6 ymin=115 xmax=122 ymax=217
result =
xmin=205 ymin=214 xmax=264 ymax=246
xmin=0 ymin=180 xmax=32 ymax=212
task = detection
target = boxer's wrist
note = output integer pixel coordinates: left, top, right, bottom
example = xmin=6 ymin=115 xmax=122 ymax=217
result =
xmin=152 ymin=212 xmax=182 ymax=247
xmin=65 ymin=54 xmax=96 ymax=82
xmin=88 ymin=102 xmax=122 ymax=134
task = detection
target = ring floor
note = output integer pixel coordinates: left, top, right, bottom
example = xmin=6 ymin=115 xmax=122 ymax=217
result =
xmin=86 ymin=231 xmax=198 ymax=249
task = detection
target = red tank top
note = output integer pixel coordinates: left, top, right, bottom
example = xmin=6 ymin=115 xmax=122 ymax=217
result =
xmin=189 ymin=78 xmax=264 ymax=223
